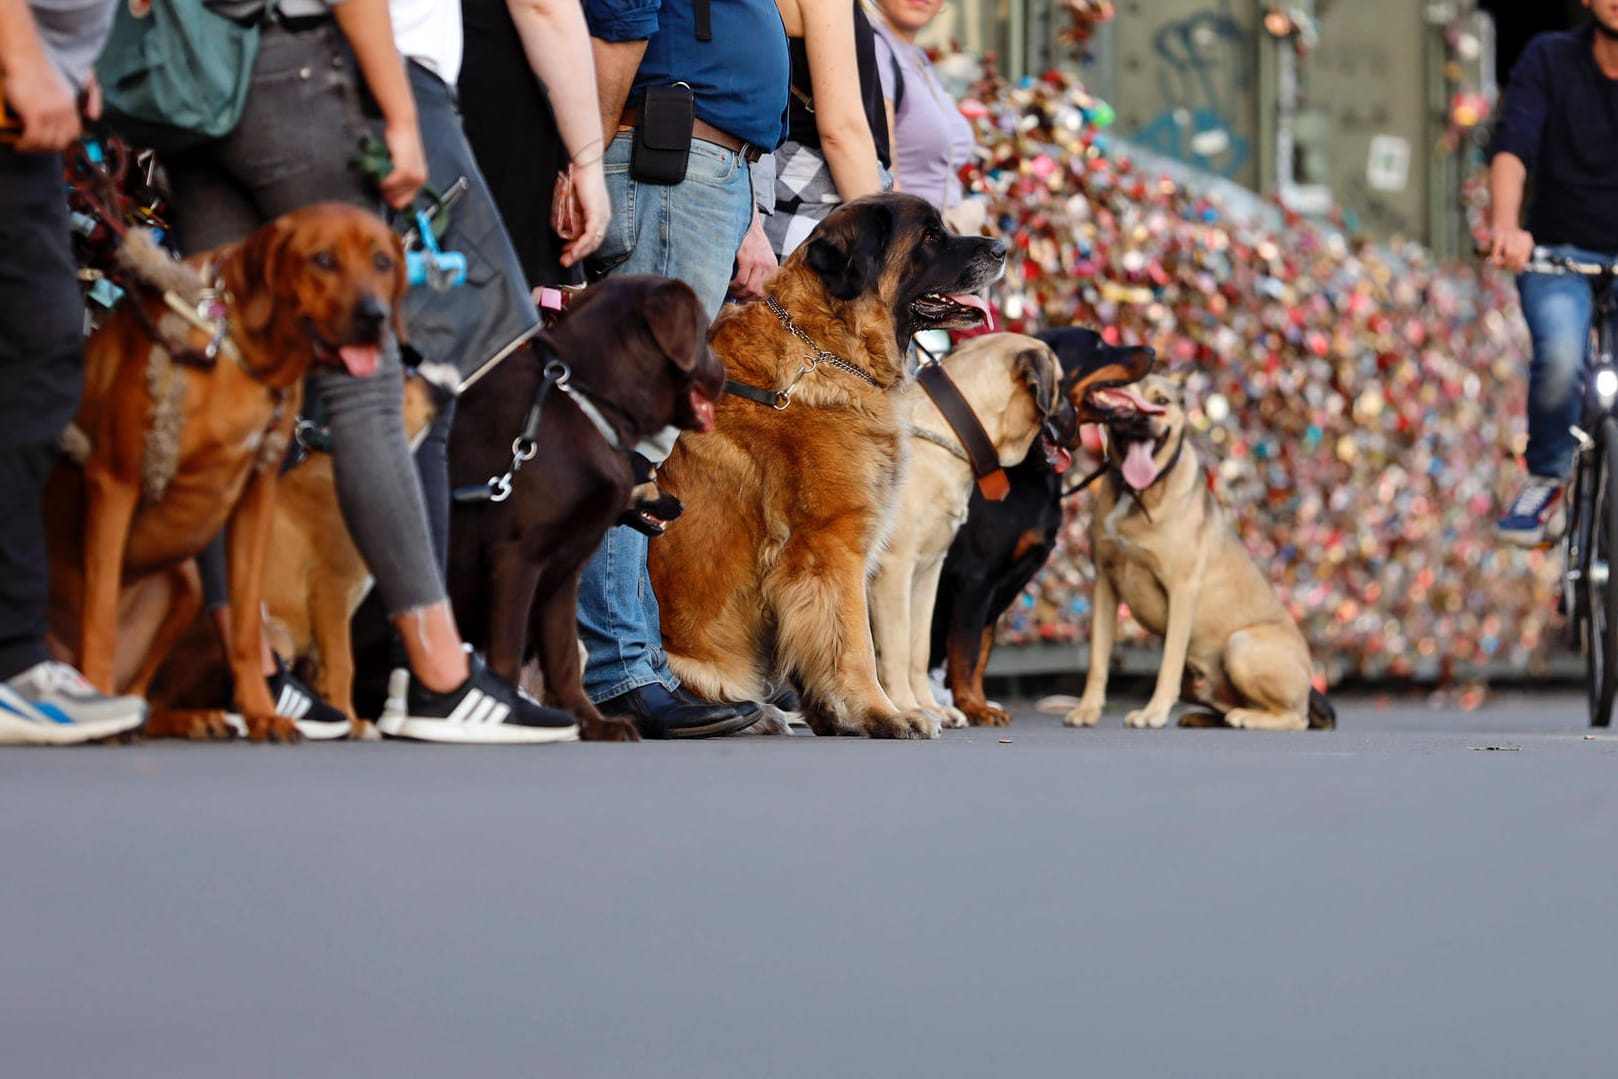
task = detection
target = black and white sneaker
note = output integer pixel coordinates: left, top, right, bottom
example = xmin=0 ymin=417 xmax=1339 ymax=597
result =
xmin=267 ymin=657 xmax=352 ymax=741
xmin=381 ymin=652 xmax=578 ymax=744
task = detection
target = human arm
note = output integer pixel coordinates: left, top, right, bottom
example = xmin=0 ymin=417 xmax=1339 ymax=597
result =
xmin=507 ymin=0 xmax=612 ymax=264
xmin=584 ymin=0 xmax=656 ymax=141
xmin=1487 ymin=152 xmax=1533 ymax=271
xmin=331 ymin=0 xmax=425 ymax=208
xmin=791 ymin=0 xmax=882 ymax=200
xmin=1484 ymin=37 xmax=1548 ymax=272
xmin=0 ymin=0 xmax=80 ymax=152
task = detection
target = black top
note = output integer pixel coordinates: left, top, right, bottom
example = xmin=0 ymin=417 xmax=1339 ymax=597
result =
xmin=785 ymin=2 xmax=891 ymax=168
xmin=1489 ymin=24 xmax=1618 ymax=254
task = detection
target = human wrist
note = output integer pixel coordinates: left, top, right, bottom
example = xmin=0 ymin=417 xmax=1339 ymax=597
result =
xmin=571 ymin=138 xmax=605 ymax=170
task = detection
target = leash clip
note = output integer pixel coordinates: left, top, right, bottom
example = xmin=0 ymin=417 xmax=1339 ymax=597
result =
xmin=488 ymin=474 xmax=513 ymax=503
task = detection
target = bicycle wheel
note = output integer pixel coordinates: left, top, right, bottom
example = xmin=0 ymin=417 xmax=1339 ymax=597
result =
xmin=1588 ymin=418 xmax=1618 ymax=726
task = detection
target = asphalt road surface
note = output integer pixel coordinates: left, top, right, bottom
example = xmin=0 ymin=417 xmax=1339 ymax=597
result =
xmin=4 ymin=691 xmax=1617 ymax=1078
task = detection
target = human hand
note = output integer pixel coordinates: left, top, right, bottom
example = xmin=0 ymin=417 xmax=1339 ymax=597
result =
xmin=559 ymin=159 xmax=611 ymax=268
xmin=942 ymin=197 xmax=987 ymax=236
xmin=729 ymin=211 xmax=776 ymax=299
xmin=1488 ymin=225 xmax=1535 ymax=272
xmin=379 ymin=119 xmax=427 ymax=210
xmin=3 ymin=57 xmax=81 ymax=152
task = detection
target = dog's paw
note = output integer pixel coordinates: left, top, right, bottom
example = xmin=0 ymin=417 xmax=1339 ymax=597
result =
xmin=244 ymin=713 xmax=304 ymax=744
xmin=964 ymin=702 xmax=1012 ymax=726
xmin=348 ymin=718 xmax=380 ymax=741
xmin=1063 ymin=701 xmax=1103 ymax=727
xmin=938 ymin=705 xmax=969 ymax=729
xmin=1124 ymin=706 xmax=1171 ymax=729
xmin=146 ymin=709 xmax=237 ymax=741
xmin=905 ymin=708 xmax=941 ymax=739
xmin=737 ymin=704 xmax=795 ymax=736
xmin=860 ymin=709 xmax=939 ymax=739
xmin=581 ymin=714 xmax=640 ymax=742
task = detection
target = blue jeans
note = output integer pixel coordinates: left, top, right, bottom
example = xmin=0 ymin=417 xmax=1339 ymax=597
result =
xmin=1519 ymin=243 xmax=1618 ymax=478
xmin=576 ymin=132 xmax=754 ymax=702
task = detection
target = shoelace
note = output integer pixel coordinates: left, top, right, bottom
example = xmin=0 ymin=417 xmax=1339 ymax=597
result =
xmin=1508 ymin=480 xmax=1558 ymax=517
xmin=35 ymin=661 xmax=95 ymax=696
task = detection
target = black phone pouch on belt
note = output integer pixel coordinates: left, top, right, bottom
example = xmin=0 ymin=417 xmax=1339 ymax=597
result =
xmin=631 ymin=83 xmax=695 ymax=185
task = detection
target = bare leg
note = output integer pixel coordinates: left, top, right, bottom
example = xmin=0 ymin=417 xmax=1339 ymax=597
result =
xmin=393 ymin=601 xmax=471 ymax=692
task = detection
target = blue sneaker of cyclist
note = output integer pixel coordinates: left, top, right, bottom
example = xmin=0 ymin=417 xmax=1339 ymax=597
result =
xmin=1497 ymin=475 xmax=1565 ymax=547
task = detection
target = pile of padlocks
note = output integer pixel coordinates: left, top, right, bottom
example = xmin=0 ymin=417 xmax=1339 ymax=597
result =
xmin=956 ymin=62 xmax=1562 ymax=683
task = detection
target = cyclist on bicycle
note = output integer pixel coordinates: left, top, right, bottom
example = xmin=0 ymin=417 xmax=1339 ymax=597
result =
xmin=1487 ymin=0 xmax=1618 ymax=547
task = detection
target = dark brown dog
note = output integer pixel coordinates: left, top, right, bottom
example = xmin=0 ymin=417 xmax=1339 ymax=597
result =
xmin=649 ymin=193 xmax=1006 ymax=739
xmin=445 ymin=275 xmax=724 ymax=742
xmin=46 ymin=203 xmax=406 ymax=741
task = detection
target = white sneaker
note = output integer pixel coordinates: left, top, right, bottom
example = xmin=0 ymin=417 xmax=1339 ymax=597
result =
xmin=0 ymin=661 xmax=147 ymax=746
xmin=375 ymin=668 xmax=410 ymax=738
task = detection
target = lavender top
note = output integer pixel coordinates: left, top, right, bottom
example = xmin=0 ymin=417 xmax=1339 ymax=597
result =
xmin=871 ymin=18 xmax=975 ymax=211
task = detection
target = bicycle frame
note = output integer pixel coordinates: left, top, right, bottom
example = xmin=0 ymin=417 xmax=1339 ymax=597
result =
xmin=1537 ymin=248 xmax=1618 ymax=725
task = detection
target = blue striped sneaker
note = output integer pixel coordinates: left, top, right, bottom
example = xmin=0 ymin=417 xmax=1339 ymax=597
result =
xmin=1496 ymin=475 xmax=1564 ymax=548
xmin=0 ymin=661 xmax=147 ymax=746
xmin=378 ymin=652 xmax=577 ymax=744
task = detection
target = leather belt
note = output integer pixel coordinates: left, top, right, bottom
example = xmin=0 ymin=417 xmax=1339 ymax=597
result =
xmin=618 ymin=105 xmax=764 ymax=164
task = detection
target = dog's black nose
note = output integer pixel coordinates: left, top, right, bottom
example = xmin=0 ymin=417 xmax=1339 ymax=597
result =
xmin=353 ymin=294 xmax=387 ymax=328
xmin=988 ymin=239 xmax=1007 ymax=260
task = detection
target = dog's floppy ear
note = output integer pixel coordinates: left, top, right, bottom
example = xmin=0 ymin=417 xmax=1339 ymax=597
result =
xmin=1014 ymin=346 xmax=1059 ymax=416
xmin=804 ymin=201 xmax=894 ymax=301
xmin=641 ymin=278 xmax=708 ymax=371
xmin=228 ymin=216 xmax=295 ymax=335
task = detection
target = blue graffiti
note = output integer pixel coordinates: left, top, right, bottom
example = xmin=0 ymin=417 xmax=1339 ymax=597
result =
xmin=1132 ymin=1 xmax=1252 ymax=178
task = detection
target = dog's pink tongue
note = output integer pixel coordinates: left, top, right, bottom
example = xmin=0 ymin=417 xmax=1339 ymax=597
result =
xmin=1121 ymin=441 xmax=1159 ymax=490
xmin=1046 ymin=443 xmax=1073 ymax=474
xmin=1091 ymin=386 xmax=1164 ymax=414
xmin=337 ymin=345 xmax=381 ymax=378
xmin=948 ymin=293 xmax=994 ymax=330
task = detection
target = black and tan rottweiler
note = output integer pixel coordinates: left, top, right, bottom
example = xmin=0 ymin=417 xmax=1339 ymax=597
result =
xmin=929 ymin=326 xmax=1156 ymax=726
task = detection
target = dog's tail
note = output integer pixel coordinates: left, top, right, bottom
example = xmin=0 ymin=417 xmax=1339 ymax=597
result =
xmin=1307 ymin=687 xmax=1337 ymax=731
xmin=116 ymin=228 xmax=206 ymax=299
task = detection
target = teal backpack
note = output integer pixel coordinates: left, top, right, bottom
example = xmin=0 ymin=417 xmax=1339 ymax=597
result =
xmin=96 ymin=0 xmax=277 ymax=151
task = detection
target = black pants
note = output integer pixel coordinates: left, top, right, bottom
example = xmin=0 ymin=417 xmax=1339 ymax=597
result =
xmin=0 ymin=146 xmax=82 ymax=680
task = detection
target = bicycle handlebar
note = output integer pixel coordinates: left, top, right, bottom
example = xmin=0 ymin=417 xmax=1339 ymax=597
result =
xmin=1475 ymin=244 xmax=1618 ymax=275
xmin=1522 ymin=248 xmax=1618 ymax=276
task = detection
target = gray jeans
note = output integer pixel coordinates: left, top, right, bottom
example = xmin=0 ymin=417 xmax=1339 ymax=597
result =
xmin=165 ymin=21 xmax=443 ymax=616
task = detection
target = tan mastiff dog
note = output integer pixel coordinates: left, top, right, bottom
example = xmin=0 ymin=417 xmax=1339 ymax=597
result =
xmin=1066 ymin=375 xmax=1336 ymax=732
xmin=869 ymin=334 xmax=1065 ymax=729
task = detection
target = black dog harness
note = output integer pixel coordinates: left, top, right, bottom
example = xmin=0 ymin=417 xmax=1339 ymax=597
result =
xmin=724 ymin=296 xmax=881 ymax=410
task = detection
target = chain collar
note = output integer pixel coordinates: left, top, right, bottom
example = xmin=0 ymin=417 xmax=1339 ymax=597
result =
xmin=763 ymin=295 xmax=880 ymax=408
